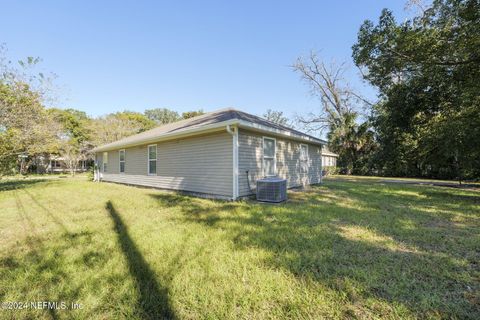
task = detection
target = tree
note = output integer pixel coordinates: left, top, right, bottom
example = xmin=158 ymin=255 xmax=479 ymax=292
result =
xmin=48 ymin=108 xmax=94 ymax=175
xmin=292 ymin=52 xmax=376 ymax=174
xmin=89 ymin=111 xmax=154 ymax=146
xmin=0 ymin=82 xmax=60 ymax=174
xmin=113 ymin=111 xmax=155 ymax=132
xmin=262 ymin=109 xmax=291 ymax=126
xmin=353 ymin=0 xmax=480 ymax=180
xmin=144 ymin=108 xmax=180 ymax=125
xmin=181 ymin=109 xmax=204 ymax=119
xmin=48 ymin=108 xmax=91 ymax=144
xmin=0 ymin=45 xmax=64 ymax=175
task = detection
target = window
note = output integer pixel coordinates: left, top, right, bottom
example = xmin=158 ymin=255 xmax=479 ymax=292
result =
xmin=300 ymin=144 xmax=308 ymax=161
xmin=102 ymin=152 xmax=108 ymax=172
xmin=263 ymin=137 xmax=276 ymax=176
xmin=119 ymin=149 xmax=125 ymax=173
xmin=148 ymin=145 xmax=157 ymax=175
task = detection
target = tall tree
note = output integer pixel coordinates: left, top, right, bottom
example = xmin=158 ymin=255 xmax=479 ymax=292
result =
xmin=262 ymin=109 xmax=291 ymax=126
xmin=0 ymin=82 xmax=60 ymax=174
xmin=89 ymin=111 xmax=154 ymax=146
xmin=181 ymin=109 xmax=204 ymax=119
xmin=113 ymin=111 xmax=155 ymax=132
xmin=353 ymin=0 xmax=480 ymax=180
xmin=144 ymin=108 xmax=180 ymax=125
xmin=0 ymin=45 xmax=63 ymax=174
xmin=48 ymin=108 xmax=91 ymax=144
xmin=292 ymin=52 xmax=376 ymax=174
xmin=48 ymin=108 xmax=93 ymax=175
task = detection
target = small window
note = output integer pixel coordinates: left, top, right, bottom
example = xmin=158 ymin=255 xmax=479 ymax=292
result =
xmin=119 ymin=149 xmax=125 ymax=173
xmin=300 ymin=144 xmax=308 ymax=161
xmin=148 ymin=145 xmax=157 ymax=175
xmin=263 ymin=137 xmax=276 ymax=176
xmin=103 ymin=152 xmax=108 ymax=172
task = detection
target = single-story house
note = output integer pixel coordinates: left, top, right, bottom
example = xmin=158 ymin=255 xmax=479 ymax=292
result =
xmin=93 ymin=108 xmax=327 ymax=200
xmin=47 ymin=156 xmax=91 ymax=173
xmin=322 ymin=148 xmax=339 ymax=167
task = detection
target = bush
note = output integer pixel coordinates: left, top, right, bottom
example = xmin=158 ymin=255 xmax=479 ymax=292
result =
xmin=322 ymin=166 xmax=338 ymax=176
xmin=87 ymin=166 xmax=95 ymax=181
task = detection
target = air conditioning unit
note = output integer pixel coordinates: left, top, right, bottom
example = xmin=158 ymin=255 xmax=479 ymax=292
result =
xmin=256 ymin=177 xmax=287 ymax=203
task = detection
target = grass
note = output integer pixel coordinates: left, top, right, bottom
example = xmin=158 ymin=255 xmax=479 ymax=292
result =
xmin=0 ymin=175 xmax=478 ymax=319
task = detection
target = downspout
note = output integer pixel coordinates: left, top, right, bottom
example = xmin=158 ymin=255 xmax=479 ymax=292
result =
xmin=227 ymin=125 xmax=239 ymax=200
xmin=94 ymin=152 xmax=100 ymax=182
xmin=94 ymin=153 xmax=98 ymax=182
xmin=320 ymin=145 xmax=323 ymax=184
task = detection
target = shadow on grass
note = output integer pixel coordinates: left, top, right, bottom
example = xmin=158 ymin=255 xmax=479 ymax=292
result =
xmin=0 ymin=178 xmax=49 ymax=191
xmin=148 ymin=184 xmax=480 ymax=319
xmin=7 ymin=189 xmax=94 ymax=319
xmin=21 ymin=188 xmax=70 ymax=233
xmin=105 ymin=201 xmax=175 ymax=320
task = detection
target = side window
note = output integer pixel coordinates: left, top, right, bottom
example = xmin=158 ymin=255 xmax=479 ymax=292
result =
xmin=300 ymin=144 xmax=308 ymax=161
xmin=148 ymin=145 xmax=157 ymax=175
xmin=263 ymin=137 xmax=276 ymax=176
xmin=119 ymin=149 xmax=125 ymax=173
xmin=103 ymin=152 xmax=108 ymax=172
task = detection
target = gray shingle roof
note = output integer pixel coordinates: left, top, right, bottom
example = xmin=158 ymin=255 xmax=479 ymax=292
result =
xmin=93 ymin=108 xmax=326 ymax=152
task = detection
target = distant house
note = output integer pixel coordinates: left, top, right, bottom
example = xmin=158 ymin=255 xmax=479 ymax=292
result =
xmin=93 ymin=108 xmax=327 ymax=200
xmin=47 ymin=156 xmax=90 ymax=173
xmin=321 ymin=148 xmax=339 ymax=167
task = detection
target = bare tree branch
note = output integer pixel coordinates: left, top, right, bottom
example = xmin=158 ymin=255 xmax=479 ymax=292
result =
xmin=291 ymin=51 xmax=368 ymax=135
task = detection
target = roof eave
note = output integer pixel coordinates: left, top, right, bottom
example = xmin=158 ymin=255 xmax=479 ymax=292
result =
xmin=93 ymin=119 xmax=239 ymax=152
xmin=92 ymin=118 xmax=326 ymax=153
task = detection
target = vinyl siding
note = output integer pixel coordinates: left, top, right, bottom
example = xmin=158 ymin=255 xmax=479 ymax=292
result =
xmin=238 ymin=129 xmax=322 ymax=196
xmin=322 ymin=155 xmax=337 ymax=167
xmin=98 ymin=131 xmax=233 ymax=197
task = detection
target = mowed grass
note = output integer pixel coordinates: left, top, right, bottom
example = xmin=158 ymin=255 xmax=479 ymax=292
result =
xmin=0 ymin=176 xmax=478 ymax=319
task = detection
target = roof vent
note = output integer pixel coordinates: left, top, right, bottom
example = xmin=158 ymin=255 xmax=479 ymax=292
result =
xmin=256 ymin=177 xmax=287 ymax=203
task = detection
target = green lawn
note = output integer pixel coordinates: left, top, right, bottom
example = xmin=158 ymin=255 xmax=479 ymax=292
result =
xmin=0 ymin=176 xmax=478 ymax=319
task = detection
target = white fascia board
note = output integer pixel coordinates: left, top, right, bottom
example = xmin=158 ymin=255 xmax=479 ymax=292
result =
xmin=93 ymin=118 xmax=325 ymax=152
xmin=227 ymin=124 xmax=239 ymax=200
xmin=93 ymin=119 xmax=239 ymax=152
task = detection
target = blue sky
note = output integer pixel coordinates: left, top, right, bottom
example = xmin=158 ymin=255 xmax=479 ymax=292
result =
xmin=1 ymin=0 xmax=408 ymax=118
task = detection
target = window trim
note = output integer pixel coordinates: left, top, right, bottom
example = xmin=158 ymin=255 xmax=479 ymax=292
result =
xmin=119 ymin=149 xmax=125 ymax=173
xmin=300 ymin=144 xmax=309 ymax=161
xmin=147 ymin=144 xmax=157 ymax=176
xmin=102 ymin=152 xmax=108 ymax=172
xmin=262 ymin=136 xmax=276 ymax=177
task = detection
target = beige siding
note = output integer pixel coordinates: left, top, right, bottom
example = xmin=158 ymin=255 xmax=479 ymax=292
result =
xmin=322 ymin=155 xmax=337 ymax=167
xmin=238 ymin=129 xmax=322 ymax=196
xmin=99 ymin=131 xmax=233 ymax=197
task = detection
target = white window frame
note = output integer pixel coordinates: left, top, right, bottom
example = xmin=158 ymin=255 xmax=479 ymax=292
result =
xmin=147 ymin=144 xmax=157 ymax=175
xmin=119 ymin=149 xmax=125 ymax=173
xmin=262 ymin=136 xmax=276 ymax=177
xmin=300 ymin=144 xmax=309 ymax=161
xmin=102 ymin=152 xmax=108 ymax=172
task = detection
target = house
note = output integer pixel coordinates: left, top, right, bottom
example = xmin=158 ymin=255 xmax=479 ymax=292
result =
xmin=321 ymin=148 xmax=338 ymax=167
xmin=92 ymin=108 xmax=327 ymax=200
xmin=47 ymin=156 xmax=91 ymax=173
xmin=25 ymin=154 xmax=91 ymax=174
